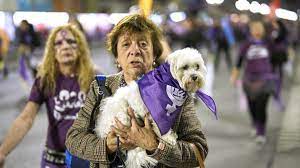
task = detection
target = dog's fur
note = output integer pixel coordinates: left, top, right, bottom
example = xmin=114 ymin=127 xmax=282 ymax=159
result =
xmin=95 ymin=48 xmax=207 ymax=168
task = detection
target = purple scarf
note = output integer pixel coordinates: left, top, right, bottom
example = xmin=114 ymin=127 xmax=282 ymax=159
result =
xmin=137 ymin=63 xmax=217 ymax=135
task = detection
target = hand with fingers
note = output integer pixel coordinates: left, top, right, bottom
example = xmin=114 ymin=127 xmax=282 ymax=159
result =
xmin=112 ymin=107 xmax=159 ymax=153
xmin=106 ymin=113 xmax=137 ymax=154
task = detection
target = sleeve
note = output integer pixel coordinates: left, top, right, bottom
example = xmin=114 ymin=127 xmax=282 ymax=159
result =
xmin=236 ymin=42 xmax=249 ymax=69
xmin=149 ymin=97 xmax=208 ymax=167
xmin=65 ymin=80 xmax=110 ymax=164
xmin=28 ymin=78 xmax=44 ymax=105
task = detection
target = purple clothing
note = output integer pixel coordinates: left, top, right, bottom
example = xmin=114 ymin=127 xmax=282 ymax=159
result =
xmin=237 ymin=39 xmax=273 ymax=81
xmin=137 ymin=63 xmax=217 ymax=135
xmin=29 ymin=74 xmax=86 ymax=152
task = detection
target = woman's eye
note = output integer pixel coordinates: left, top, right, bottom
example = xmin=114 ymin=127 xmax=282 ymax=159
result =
xmin=140 ymin=41 xmax=147 ymax=48
xmin=66 ymin=39 xmax=77 ymax=44
xmin=54 ymin=40 xmax=63 ymax=46
xmin=122 ymin=43 xmax=129 ymax=47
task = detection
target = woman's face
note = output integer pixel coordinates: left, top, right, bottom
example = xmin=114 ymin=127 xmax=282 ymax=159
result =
xmin=54 ymin=29 xmax=79 ymax=66
xmin=116 ymin=32 xmax=154 ymax=80
xmin=250 ymin=23 xmax=265 ymax=40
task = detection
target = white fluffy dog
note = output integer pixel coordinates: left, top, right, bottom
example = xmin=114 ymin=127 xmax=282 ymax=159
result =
xmin=95 ymin=48 xmax=207 ymax=168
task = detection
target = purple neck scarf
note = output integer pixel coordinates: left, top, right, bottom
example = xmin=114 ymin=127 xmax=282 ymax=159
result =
xmin=137 ymin=63 xmax=217 ymax=135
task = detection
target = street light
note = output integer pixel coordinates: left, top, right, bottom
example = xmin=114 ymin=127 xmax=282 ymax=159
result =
xmin=275 ymin=8 xmax=298 ymax=21
xmin=249 ymin=1 xmax=260 ymax=13
xmin=235 ymin=0 xmax=250 ymax=11
xmin=206 ymin=0 xmax=224 ymax=5
xmin=169 ymin=12 xmax=186 ymax=22
xmin=260 ymin=3 xmax=270 ymax=15
xmin=13 ymin=11 xmax=69 ymax=27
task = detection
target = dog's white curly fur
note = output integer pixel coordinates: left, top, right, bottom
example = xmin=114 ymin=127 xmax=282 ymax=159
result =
xmin=95 ymin=48 xmax=206 ymax=168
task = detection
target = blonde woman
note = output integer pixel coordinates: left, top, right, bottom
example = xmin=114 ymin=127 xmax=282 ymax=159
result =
xmin=0 ymin=24 xmax=96 ymax=168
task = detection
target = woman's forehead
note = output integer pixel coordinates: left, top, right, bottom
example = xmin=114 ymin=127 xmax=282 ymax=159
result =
xmin=119 ymin=31 xmax=151 ymax=41
xmin=55 ymin=29 xmax=75 ymax=40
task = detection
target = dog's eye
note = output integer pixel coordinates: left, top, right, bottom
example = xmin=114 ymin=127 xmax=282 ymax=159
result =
xmin=182 ymin=65 xmax=189 ymax=70
xmin=195 ymin=64 xmax=200 ymax=70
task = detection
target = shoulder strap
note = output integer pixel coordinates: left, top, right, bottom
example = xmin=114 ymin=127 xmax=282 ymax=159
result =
xmin=189 ymin=143 xmax=205 ymax=168
xmin=95 ymin=75 xmax=111 ymax=97
xmin=88 ymin=75 xmax=111 ymax=132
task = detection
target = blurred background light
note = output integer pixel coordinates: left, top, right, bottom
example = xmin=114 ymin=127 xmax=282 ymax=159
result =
xmin=13 ymin=11 xmax=69 ymax=28
xmin=108 ymin=13 xmax=129 ymax=25
xmin=260 ymin=3 xmax=270 ymax=15
xmin=0 ymin=11 xmax=5 ymax=28
xmin=77 ymin=13 xmax=110 ymax=32
xmin=206 ymin=0 xmax=224 ymax=5
xmin=235 ymin=0 xmax=250 ymax=11
xmin=249 ymin=1 xmax=260 ymax=13
xmin=150 ymin=14 xmax=163 ymax=25
xmin=275 ymin=8 xmax=298 ymax=21
xmin=169 ymin=11 xmax=186 ymax=22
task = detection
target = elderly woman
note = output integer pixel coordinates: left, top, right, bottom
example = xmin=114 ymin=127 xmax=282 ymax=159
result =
xmin=66 ymin=14 xmax=208 ymax=168
xmin=0 ymin=25 xmax=95 ymax=168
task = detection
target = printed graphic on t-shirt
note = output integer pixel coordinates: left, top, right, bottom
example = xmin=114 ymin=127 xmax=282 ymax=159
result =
xmin=53 ymin=89 xmax=85 ymax=120
xmin=246 ymin=45 xmax=269 ymax=60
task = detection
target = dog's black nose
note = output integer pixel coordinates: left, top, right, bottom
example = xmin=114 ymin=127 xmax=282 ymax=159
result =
xmin=192 ymin=75 xmax=198 ymax=81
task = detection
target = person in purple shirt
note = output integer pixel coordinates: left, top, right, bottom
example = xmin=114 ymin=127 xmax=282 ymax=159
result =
xmin=230 ymin=21 xmax=276 ymax=145
xmin=0 ymin=24 xmax=96 ymax=168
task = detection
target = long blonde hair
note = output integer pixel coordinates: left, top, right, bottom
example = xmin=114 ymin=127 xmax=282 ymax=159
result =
xmin=37 ymin=24 xmax=95 ymax=94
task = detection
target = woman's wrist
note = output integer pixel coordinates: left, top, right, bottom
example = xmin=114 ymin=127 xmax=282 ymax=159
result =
xmin=146 ymin=138 xmax=159 ymax=153
xmin=146 ymin=141 xmax=165 ymax=156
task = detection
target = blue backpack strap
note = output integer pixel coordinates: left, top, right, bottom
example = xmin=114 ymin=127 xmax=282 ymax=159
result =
xmin=95 ymin=75 xmax=106 ymax=86
xmin=65 ymin=150 xmax=89 ymax=168
xmin=65 ymin=150 xmax=72 ymax=168
xmin=88 ymin=75 xmax=111 ymax=131
xmin=95 ymin=75 xmax=110 ymax=97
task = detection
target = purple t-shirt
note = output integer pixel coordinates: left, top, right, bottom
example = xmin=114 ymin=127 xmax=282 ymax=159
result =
xmin=237 ymin=39 xmax=272 ymax=81
xmin=29 ymin=74 xmax=86 ymax=152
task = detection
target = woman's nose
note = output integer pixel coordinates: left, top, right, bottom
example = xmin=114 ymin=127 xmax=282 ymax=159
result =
xmin=62 ymin=41 xmax=70 ymax=47
xmin=129 ymin=43 xmax=141 ymax=56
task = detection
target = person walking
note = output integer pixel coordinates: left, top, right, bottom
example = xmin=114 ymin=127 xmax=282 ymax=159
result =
xmin=231 ymin=21 xmax=276 ymax=144
xmin=0 ymin=24 xmax=96 ymax=168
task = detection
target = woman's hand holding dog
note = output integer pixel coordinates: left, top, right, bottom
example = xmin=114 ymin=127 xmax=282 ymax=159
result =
xmin=112 ymin=107 xmax=159 ymax=152
xmin=106 ymin=126 xmax=137 ymax=154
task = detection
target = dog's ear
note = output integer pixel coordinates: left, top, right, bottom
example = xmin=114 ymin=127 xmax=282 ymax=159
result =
xmin=166 ymin=53 xmax=178 ymax=79
xmin=199 ymin=55 xmax=207 ymax=76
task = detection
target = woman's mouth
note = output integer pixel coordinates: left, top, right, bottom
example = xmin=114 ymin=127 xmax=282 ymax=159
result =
xmin=130 ymin=61 xmax=143 ymax=67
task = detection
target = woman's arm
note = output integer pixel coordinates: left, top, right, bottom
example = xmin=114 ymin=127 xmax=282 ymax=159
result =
xmin=0 ymin=101 xmax=40 ymax=160
xmin=149 ymin=97 xmax=208 ymax=167
xmin=230 ymin=42 xmax=249 ymax=84
xmin=65 ymin=80 xmax=111 ymax=163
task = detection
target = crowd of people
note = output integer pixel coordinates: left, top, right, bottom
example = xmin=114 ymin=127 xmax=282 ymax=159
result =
xmin=0 ymin=9 xmax=297 ymax=168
